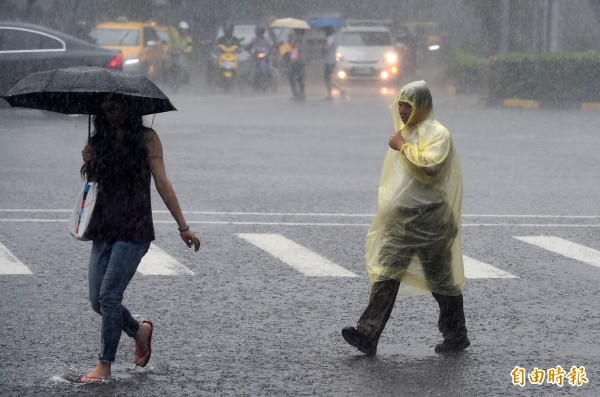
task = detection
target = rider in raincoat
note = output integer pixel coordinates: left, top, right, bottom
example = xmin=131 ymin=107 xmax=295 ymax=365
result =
xmin=170 ymin=21 xmax=193 ymax=83
xmin=342 ymin=80 xmax=470 ymax=355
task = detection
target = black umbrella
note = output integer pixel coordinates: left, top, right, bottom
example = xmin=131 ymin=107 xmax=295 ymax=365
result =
xmin=1 ymin=66 xmax=176 ymax=116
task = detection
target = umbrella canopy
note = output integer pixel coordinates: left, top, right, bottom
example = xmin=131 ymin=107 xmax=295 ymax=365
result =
xmin=308 ymin=17 xmax=346 ymax=28
xmin=269 ymin=18 xmax=310 ymax=30
xmin=1 ymin=66 xmax=176 ymax=116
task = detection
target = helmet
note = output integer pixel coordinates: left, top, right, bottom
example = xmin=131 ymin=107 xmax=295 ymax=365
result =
xmin=255 ymin=25 xmax=266 ymax=36
xmin=223 ymin=23 xmax=234 ymax=36
xmin=178 ymin=21 xmax=189 ymax=30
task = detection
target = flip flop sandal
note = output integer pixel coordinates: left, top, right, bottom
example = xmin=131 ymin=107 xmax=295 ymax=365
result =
xmin=134 ymin=320 xmax=153 ymax=367
xmin=78 ymin=374 xmax=106 ymax=384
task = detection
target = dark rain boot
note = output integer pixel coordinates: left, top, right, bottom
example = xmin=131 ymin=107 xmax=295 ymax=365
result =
xmin=432 ymin=292 xmax=470 ymax=353
xmin=343 ymin=279 xmax=400 ymax=356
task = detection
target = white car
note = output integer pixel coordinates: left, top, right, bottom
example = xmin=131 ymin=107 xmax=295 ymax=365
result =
xmin=335 ymin=24 xmax=400 ymax=81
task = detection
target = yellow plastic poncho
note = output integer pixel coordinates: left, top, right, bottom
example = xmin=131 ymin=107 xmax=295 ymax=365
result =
xmin=365 ymin=81 xmax=465 ymax=296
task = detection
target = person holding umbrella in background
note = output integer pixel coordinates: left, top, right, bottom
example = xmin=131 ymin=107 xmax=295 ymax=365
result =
xmin=269 ymin=18 xmax=310 ymax=102
xmin=287 ymin=28 xmax=307 ymax=102
xmin=1 ymin=66 xmax=201 ymax=383
xmin=308 ymin=17 xmax=346 ymax=100
xmin=322 ymin=26 xmax=345 ymax=100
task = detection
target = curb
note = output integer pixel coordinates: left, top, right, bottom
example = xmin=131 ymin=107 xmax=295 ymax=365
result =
xmin=503 ymin=98 xmax=539 ymax=110
xmin=477 ymin=98 xmax=600 ymax=111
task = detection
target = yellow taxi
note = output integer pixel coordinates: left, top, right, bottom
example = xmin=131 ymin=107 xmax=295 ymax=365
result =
xmin=89 ymin=20 xmax=167 ymax=77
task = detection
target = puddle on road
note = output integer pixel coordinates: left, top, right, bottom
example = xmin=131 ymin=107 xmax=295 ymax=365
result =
xmin=44 ymin=359 xmax=179 ymax=390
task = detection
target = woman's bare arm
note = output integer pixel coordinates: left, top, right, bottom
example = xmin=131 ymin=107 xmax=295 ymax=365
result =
xmin=146 ymin=129 xmax=200 ymax=251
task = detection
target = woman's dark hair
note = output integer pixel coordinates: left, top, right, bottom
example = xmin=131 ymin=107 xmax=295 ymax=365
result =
xmin=80 ymin=109 xmax=148 ymax=179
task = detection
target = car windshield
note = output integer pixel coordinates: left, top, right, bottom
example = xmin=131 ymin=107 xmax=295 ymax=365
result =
xmin=156 ymin=30 xmax=170 ymax=43
xmin=233 ymin=26 xmax=257 ymax=44
xmin=89 ymin=29 xmax=140 ymax=46
xmin=269 ymin=27 xmax=292 ymax=43
xmin=338 ymin=31 xmax=392 ymax=46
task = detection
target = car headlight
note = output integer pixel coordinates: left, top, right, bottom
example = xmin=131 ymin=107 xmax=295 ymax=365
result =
xmin=428 ymin=45 xmax=440 ymax=51
xmin=385 ymin=52 xmax=398 ymax=64
xmin=124 ymin=58 xmax=140 ymax=65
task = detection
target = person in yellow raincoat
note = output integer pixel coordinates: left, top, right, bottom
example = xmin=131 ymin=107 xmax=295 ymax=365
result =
xmin=342 ymin=80 xmax=469 ymax=355
xmin=170 ymin=21 xmax=193 ymax=83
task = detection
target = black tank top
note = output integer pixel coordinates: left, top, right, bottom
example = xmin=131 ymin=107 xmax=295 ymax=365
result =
xmin=84 ymin=140 xmax=155 ymax=243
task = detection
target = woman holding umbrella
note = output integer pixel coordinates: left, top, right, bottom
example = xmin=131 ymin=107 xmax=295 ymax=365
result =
xmin=79 ymin=93 xmax=200 ymax=383
xmin=2 ymin=66 xmax=200 ymax=383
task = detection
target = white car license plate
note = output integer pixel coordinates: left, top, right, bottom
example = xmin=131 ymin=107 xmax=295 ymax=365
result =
xmin=353 ymin=67 xmax=372 ymax=76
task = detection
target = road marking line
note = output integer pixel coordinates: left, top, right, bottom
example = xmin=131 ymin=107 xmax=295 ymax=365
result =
xmin=237 ymin=233 xmax=358 ymax=277
xmin=0 ymin=242 xmax=33 ymax=275
xmin=515 ymin=236 xmax=600 ymax=268
xmin=1 ymin=219 xmax=600 ymax=228
xmin=137 ymin=244 xmax=195 ymax=276
xmin=2 ymin=209 xmax=600 ymax=219
xmin=463 ymin=255 xmax=517 ymax=279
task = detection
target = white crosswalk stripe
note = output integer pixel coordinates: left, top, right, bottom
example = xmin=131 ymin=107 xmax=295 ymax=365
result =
xmin=238 ymin=233 xmax=516 ymax=279
xmin=515 ymin=235 xmax=600 ymax=268
xmin=137 ymin=244 xmax=195 ymax=276
xmin=238 ymin=233 xmax=358 ymax=277
xmin=2 ymin=234 xmax=597 ymax=279
xmin=463 ymin=256 xmax=517 ymax=279
xmin=0 ymin=242 xmax=33 ymax=275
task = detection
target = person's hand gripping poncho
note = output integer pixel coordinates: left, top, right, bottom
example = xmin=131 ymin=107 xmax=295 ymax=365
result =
xmin=365 ymin=81 xmax=465 ymax=296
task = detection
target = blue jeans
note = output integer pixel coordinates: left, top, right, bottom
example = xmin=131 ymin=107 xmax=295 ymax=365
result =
xmin=88 ymin=240 xmax=150 ymax=363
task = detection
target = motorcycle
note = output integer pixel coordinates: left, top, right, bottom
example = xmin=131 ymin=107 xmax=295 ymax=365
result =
xmin=252 ymin=47 xmax=275 ymax=92
xmin=217 ymin=43 xmax=239 ymax=92
xmin=164 ymin=49 xmax=184 ymax=91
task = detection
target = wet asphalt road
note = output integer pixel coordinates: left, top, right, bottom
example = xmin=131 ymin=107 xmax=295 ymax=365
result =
xmin=1 ymin=77 xmax=600 ymax=396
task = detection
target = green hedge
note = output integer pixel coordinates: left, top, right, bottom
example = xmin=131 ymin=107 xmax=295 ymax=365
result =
xmin=488 ymin=52 xmax=600 ymax=102
xmin=446 ymin=50 xmax=488 ymax=93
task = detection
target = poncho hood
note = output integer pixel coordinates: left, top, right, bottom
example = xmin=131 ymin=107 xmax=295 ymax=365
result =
xmin=391 ymin=80 xmax=434 ymax=131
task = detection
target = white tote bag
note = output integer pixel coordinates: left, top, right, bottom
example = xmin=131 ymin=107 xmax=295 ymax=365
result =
xmin=68 ymin=180 xmax=98 ymax=241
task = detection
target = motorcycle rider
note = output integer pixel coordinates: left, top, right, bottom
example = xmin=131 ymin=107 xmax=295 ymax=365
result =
xmin=245 ymin=26 xmax=273 ymax=90
xmin=245 ymin=25 xmax=272 ymax=57
xmin=216 ymin=23 xmax=240 ymax=48
xmin=171 ymin=21 xmax=193 ymax=84
xmin=207 ymin=23 xmax=241 ymax=86
xmin=212 ymin=23 xmax=242 ymax=91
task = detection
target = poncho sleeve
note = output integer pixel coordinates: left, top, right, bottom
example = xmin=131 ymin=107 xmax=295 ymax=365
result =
xmin=400 ymin=124 xmax=451 ymax=183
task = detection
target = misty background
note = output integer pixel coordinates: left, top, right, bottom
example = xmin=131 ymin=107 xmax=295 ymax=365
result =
xmin=3 ymin=0 xmax=600 ymax=54
xmin=3 ymin=0 xmax=600 ymax=96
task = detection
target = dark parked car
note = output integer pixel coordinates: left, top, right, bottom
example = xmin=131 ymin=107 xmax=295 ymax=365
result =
xmin=0 ymin=21 xmax=123 ymax=97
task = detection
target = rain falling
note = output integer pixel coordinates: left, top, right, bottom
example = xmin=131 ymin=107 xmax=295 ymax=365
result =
xmin=1 ymin=1 xmax=600 ymax=396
